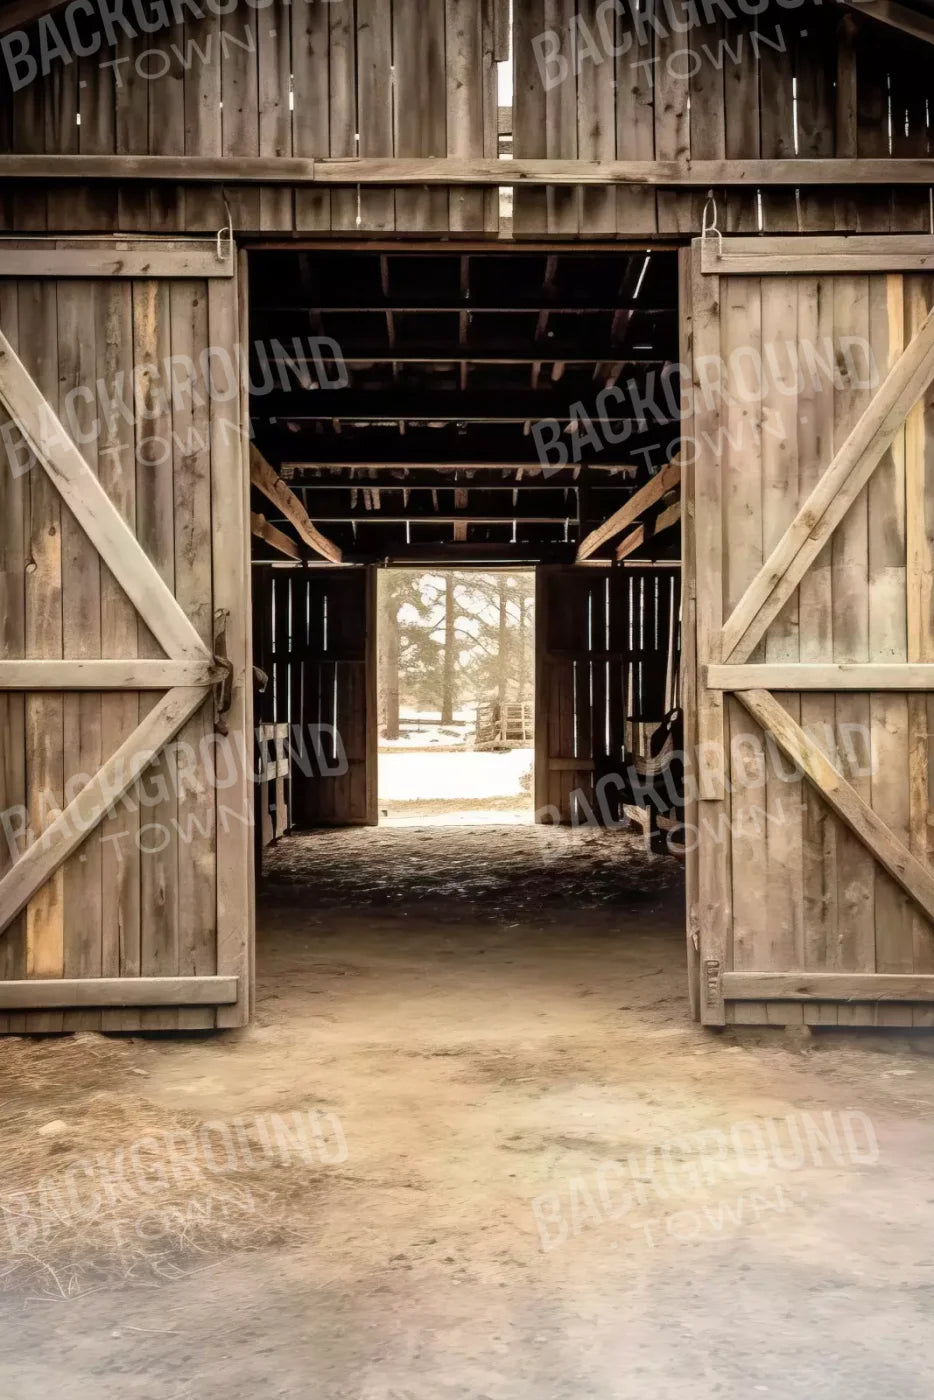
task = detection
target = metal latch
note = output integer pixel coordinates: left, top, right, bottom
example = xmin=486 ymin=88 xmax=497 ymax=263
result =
xmin=213 ymin=607 xmax=234 ymax=734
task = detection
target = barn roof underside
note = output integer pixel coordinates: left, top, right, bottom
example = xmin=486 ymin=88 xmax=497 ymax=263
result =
xmin=248 ymin=248 xmax=682 ymax=565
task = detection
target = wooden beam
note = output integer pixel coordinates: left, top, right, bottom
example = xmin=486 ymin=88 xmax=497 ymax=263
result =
xmin=281 ymin=461 xmax=640 ymax=474
xmin=702 ymin=234 xmax=934 ymax=275
xmin=0 ymin=976 xmax=239 ymax=1009
xmin=3 ymin=156 xmax=934 ymax=186
xmin=0 ymin=659 xmax=225 ymax=689
xmin=251 ymin=511 xmax=301 ymax=561
xmin=0 ymin=687 xmax=209 ymax=935
xmin=615 ymin=500 xmax=682 ymax=561
xmin=0 ymin=330 xmax=211 ymax=662
xmin=707 ymin=662 xmax=934 ymax=691
xmin=250 ymin=446 xmax=342 ymax=562
xmin=736 ymin=689 xmax=934 ymax=926
xmin=723 ymin=972 xmax=934 ymax=1002
xmin=0 ymin=239 xmax=233 ymax=278
xmin=839 ymin=0 xmax=934 ymax=47
xmin=576 ymin=458 xmax=681 ymax=560
xmin=722 ymin=302 xmax=934 ymax=663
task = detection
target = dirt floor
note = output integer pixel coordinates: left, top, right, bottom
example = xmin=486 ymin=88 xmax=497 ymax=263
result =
xmin=3 ymin=826 xmax=934 ymax=1398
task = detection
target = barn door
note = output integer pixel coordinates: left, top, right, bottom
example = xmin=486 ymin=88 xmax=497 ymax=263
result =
xmin=259 ymin=566 xmax=377 ymax=829
xmin=685 ymin=236 xmax=934 ymax=1027
xmin=0 ymin=237 xmax=253 ymax=1031
xmin=535 ymin=565 xmax=627 ymax=824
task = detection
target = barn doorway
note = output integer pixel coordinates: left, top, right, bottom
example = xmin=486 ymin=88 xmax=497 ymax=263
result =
xmin=377 ymin=567 xmax=535 ymax=826
xmin=246 ymin=242 xmax=686 ymax=1019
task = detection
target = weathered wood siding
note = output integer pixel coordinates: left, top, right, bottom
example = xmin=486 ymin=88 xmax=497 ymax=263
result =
xmin=0 ymin=0 xmax=502 ymax=234
xmin=0 ymin=0 xmax=930 ymax=237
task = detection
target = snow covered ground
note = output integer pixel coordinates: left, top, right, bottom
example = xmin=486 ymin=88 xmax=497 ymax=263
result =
xmin=378 ymin=747 xmax=533 ymax=802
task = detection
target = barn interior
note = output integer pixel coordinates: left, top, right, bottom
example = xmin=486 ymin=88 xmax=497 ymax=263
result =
xmin=246 ymin=243 xmax=687 ymax=977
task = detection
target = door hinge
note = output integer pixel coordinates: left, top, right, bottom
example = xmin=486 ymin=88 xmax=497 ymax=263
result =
xmin=213 ymin=607 xmax=234 ymax=734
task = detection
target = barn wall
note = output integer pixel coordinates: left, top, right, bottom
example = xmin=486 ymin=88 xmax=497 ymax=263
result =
xmin=0 ymin=0 xmax=931 ymax=237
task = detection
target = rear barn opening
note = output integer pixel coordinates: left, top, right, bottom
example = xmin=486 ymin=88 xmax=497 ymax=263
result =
xmin=246 ymin=245 xmax=688 ymax=994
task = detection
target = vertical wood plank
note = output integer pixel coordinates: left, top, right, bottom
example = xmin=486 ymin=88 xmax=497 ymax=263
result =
xmin=257 ymin=0 xmax=293 ymax=231
xmin=330 ymin=0 xmax=360 ymax=232
xmin=832 ymin=274 xmax=875 ymax=1023
xmin=0 ymin=281 xmax=27 ymax=1031
xmin=513 ymin=0 xmax=548 ymax=236
xmin=184 ymin=5 xmax=225 ymax=232
xmin=97 ymin=278 xmax=141 ymax=1030
xmin=221 ymin=2 xmax=261 ymax=231
xmin=58 ymin=282 xmax=103 ymax=1032
xmin=577 ymin=0 xmax=614 ymax=237
xmin=615 ymin=0 xmax=656 ymax=236
xmin=723 ymin=11 xmax=759 ymax=234
xmin=358 ymin=0 xmax=395 ymax=231
xmin=22 ymin=280 xmax=64 ymax=1031
xmin=798 ymin=274 xmax=839 ymax=1025
xmin=691 ymin=249 xmax=731 ymax=1024
xmin=447 ymin=0 xmax=488 ymax=234
xmin=292 ymin=0 xmax=331 ymax=232
xmin=868 ymin=275 xmax=913 ymax=1024
xmin=394 ymin=0 xmax=448 ymax=233
xmin=210 ymin=261 xmax=252 ymax=1027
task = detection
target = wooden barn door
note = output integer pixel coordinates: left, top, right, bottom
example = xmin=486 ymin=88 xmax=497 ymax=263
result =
xmin=685 ymin=236 xmax=934 ymax=1027
xmin=271 ymin=567 xmax=377 ymax=829
xmin=535 ymin=565 xmax=627 ymax=824
xmin=0 ymin=238 xmax=253 ymax=1030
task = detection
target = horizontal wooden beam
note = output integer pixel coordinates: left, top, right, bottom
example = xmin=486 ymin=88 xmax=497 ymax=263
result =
xmin=702 ymin=234 xmax=934 ymax=275
xmin=0 ymin=976 xmax=238 ymax=1009
xmin=0 ymin=238 xmax=233 ymax=278
xmin=281 ymin=461 xmax=639 ymax=474
xmin=0 ymin=659 xmax=225 ymax=689
xmin=723 ymin=972 xmax=934 ymax=1002
xmin=839 ymin=0 xmax=934 ymax=46
xmin=250 ymin=446 xmax=342 ymax=562
xmin=615 ymin=500 xmax=682 ymax=561
xmin=251 ymin=511 xmax=301 ymax=561
xmin=577 ymin=457 xmax=680 ymax=561
xmin=707 ymin=663 xmax=934 ymax=691
xmin=3 ymin=156 xmax=934 ymax=186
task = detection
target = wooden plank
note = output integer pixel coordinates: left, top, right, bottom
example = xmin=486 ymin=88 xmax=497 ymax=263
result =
xmin=905 ymin=276 xmax=934 ymax=1021
xmin=0 ymin=279 xmax=26 ymax=1029
xmin=690 ymin=247 xmax=731 ymax=1025
xmin=447 ymin=0 xmax=487 ymax=233
xmin=839 ymin=0 xmax=934 ymax=47
xmin=0 ymin=687 xmax=208 ymax=936
xmin=703 ymin=236 xmax=934 ymax=275
xmin=512 ymin=0 xmax=547 ymax=235
xmin=257 ymin=0 xmax=293 ymax=231
xmin=736 ymin=688 xmax=934 ymax=927
xmin=614 ymin=501 xmax=681 ymax=562
xmin=357 ymin=0 xmax=395 ymax=231
xmin=797 ymin=271 xmax=838 ymax=1025
xmin=183 ymin=4 xmax=224 ymax=232
xmin=250 ymin=446 xmax=342 ymax=562
xmin=0 ymin=976 xmax=238 ymax=1009
xmin=721 ymin=301 xmax=934 ymax=665
xmin=614 ymin=0 xmax=656 ymax=235
xmin=707 ymin=663 xmax=934 ymax=691
xmin=724 ymin=972 xmax=934 ymax=1001
xmin=365 ymin=566 xmax=379 ymax=825
xmin=57 ymin=281 xmax=102 ymax=1031
xmin=291 ymin=0 xmax=331 ymax=231
xmin=7 ymin=155 xmax=934 ymax=185
xmin=0 ymin=660 xmax=222 ymax=688
xmin=576 ymin=459 xmax=681 ymax=560
xmin=221 ymin=1 xmax=260 ymax=230
xmin=393 ymin=0 xmax=448 ymax=232
xmin=720 ymin=271 xmax=766 ymax=1027
xmin=251 ymin=512 xmax=301 ymax=560
xmin=21 ymin=281 xmax=62 ymax=1028
xmin=329 ymin=0 xmax=359 ymax=231
xmin=210 ymin=264 xmax=253 ymax=1028
xmin=0 ymin=329 xmax=211 ymax=661
xmin=678 ymin=246 xmax=700 ymax=1019
xmin=170 ymin=277 xmax=217 ymax=1022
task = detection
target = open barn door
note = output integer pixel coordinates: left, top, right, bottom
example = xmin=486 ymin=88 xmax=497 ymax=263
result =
xmin=685 ymin=236 xmax=934 ymax=1027
xmin=253 ymin=566 xmax=377 ymax=830
xmin=534 ymin=564 xmax=681 ymax=826
xmin=0 ymin=238 xmax=252 ymax=1030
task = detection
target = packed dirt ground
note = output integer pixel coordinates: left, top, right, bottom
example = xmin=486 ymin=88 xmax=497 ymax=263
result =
xmin=2 ymin=825 xmax=934 ymax=1398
